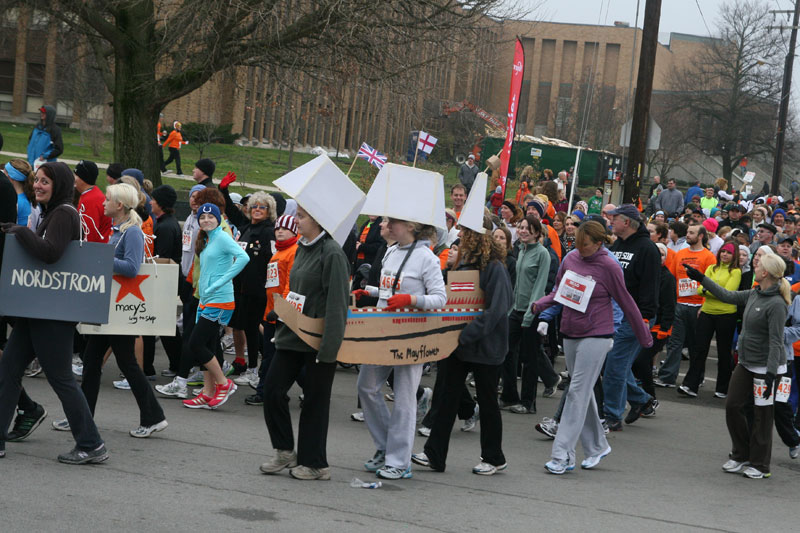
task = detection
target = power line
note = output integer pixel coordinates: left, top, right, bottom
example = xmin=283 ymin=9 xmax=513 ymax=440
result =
xmin=694 ymin=0 xmax=712 ymax=35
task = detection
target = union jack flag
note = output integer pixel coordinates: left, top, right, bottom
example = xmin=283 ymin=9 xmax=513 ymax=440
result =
xmin=357 ymin=142 xmax=388 ymax=169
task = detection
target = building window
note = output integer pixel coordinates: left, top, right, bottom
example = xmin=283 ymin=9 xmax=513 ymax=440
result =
xmin=0 ymin=60 xmax=14 ymax=93
xmin=27 ymin=63 xmax=45 ymax=96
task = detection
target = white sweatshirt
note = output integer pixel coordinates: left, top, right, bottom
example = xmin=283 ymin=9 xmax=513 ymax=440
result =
xmin=366 ymin=240 xmax=447 ymax=309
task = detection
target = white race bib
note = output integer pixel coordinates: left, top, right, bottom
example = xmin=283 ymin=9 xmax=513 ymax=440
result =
xmin=775 ymin=376 xmax=792 ymax=403
xmin=265 ymin=262 xmax=279 ymax=288
xmin=678 ymin=278 xmax=698 ymax=298
xmin=286 ymin=292 xmax=306 ymax=314
xmin=553 ymin=270 xmax=596 ymax=313
xmin=182 ymin=228 xmax=193 ymax=251
xmin=753 ymin=378 xmax=774 ymax=407
xmin=379 ymin=269 xmax=403 ymax=301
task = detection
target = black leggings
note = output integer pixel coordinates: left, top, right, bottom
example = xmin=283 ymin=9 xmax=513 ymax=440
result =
xmin=162 ymin=147 xmax=182 ymax=174
xmin=230 ymin=293 xmax=266 ymax=368
xmin=189 ymin=317 xmax=223 ymax=368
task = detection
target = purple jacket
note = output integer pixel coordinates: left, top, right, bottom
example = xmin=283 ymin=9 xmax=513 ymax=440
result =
xmin=535 ymin=247 xmax=652 ymax=347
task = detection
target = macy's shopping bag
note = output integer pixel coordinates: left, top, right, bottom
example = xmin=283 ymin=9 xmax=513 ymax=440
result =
xmin=77 ymin=258 xmax=179 ymax=336
xmin=0 ymin=235 xmax=113 ymax=323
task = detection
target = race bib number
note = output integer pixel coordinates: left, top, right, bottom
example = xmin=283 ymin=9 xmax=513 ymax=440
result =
xmin=286 ymin=292 xmax=306 ymax=314
xmin=553 ymin=270 xmax=596 ymax=313
xmin=753 ymin=378 xmax=774 ymax=407
xmin=182 ymin=228 xmax=193 ymax=251
xmin=775 ymin=377 xmax=792 ymax=403
xmin=265 ymin=262 xmax=279 ymax=288
xmin=678 ymin=278 xmax=698 ymax=298
xmin=379 ymin=269 xmax=403 ymax=301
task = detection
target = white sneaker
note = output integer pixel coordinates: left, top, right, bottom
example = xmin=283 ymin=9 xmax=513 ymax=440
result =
xmin=350 ymin=411 xmax=365 ymax=422
xmin=130 ymin=419 xmax=168 ymax=438
xmin=220 ymin=334 xmax=234 ymax=351
xmin=722 ymin=459 xmax=749 ymax=473
xmin=155 ymin=379 xmax=189 ymax=399
xmin=417 ymin=426 xmax=431 ymax=437
xmin=581 ymin=446 xmax=611 ymax=469
xmin=186 ymin=369 xmax=205 ymax=385
xmin=461 ymin=405 xmax=479 ymax=432
xmin=222 ymin=360 xmax=234 ymax=377
xmin=52 ymin=418 xmax=71 ymax=431
xmin=234 ymin=368 xmax=259 ymax=388
xmin=24 ymin=359 xmax=43 ymax=377
xmin=113 ymin=378 xmax=131 ymax=390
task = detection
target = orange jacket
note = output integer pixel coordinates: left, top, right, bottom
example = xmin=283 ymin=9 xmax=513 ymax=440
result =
xmin=515 ymin=182 xmax=530 ymax=206
xmin=141 ymin=216 xmax=155 ymax=258
xmin=545 ymin=224 xmax=562 ymax=260
xmin=263 ymin=242 xmax=298 ymax=321
xmin=163 ymin=130 xmax=186 ymax=149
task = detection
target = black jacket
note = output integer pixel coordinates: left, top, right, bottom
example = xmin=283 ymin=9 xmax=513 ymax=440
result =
xmin=7 ymin=162 xmax=78 ymax=263
xmin=356 ymin=217 xmax=385 ymax=268
xmin=154 ymin=213 xmax=182 ymax=264
xmin=222 ymin=188 xmax=275 ymax=295
xmin=655 ymin=265 xmax=676 ymax=331
xmin=505 ymin=254 xmax=517 ymax=289
xmin=455 ymin=260 xmax=513 ymax=366
xmin=0 ymin=173 xmax=16 ymax=266
xmin=609 ymin=224 xmax=661 ymax=320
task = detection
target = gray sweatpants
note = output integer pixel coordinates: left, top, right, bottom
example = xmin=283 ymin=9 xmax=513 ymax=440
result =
xmin=551 ymin=337 xmax=613 ymax=462
xmin=357 ymin=363 xmax=423 ymax=470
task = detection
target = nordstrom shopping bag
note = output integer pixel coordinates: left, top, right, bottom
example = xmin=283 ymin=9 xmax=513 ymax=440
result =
xmin=78 ymin=258 xmax=179 ymax=336
xmin=0 ymin=235 xmax=113 ymax=323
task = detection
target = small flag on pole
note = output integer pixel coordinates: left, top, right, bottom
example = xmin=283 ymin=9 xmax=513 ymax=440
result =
xmin=357 ymin=142 xmax=388 ymax=169
xmin=417 ymin=131 xmax=438 ymax=154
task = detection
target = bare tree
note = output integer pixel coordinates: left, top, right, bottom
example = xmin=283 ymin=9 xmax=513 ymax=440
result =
xmin=666 ymin=0 xmax=783 ymax=181
xmin=7 ymin=0 xmax=524 ymax=185
xmin=550 ymin=82 xmax=623 ymax=151
xmin=645 ymin=96 xmax=694 ymax=180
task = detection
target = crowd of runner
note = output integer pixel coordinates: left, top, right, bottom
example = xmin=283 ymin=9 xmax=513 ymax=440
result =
xmin=0 ymin=135 xmax=798 ymax=481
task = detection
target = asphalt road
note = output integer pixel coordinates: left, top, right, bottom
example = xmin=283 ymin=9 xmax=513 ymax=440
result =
xmin=1 ymin=350 xmax=796 ymax=532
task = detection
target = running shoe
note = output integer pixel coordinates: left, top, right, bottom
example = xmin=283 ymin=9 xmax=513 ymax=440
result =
xmin=245 ymin=394 xmax=264 ymax=406
xmin=417 ymin=387 xmax=432 ymax=423
xmin=742 ymin=466 xmax=770 ymax=479
xmin=376 ymin=466 xmax=412 ymax=479
xmin=289 ymin=465 xmax=331 ymax=480
xmin=234 ymin=367 xmax=259 ymax=388
xmin=714 ymin=392 xmax=727 ymax=399
xmin=220 ymin=333 xmax=234 ymax=352
xmin=384 ymin=392 xmax=395 ymax=402
xmin=364 ymin=450 xmax=386 ymax=472
xmin=461 ymin=405 xmax=479 ymax=432
xmin=155 ymin=379 xmax=189 ymax=399
xmin=654 ymin=378 xmax=676 ymax=388
xmin=161 ymin=369 xmax=178 ymax=378
xmin=544 ymin=457 xmax=575 ymax=475
xmin=473 ymin=462 xmax=507 ymax=475
xmin=58 ymin=444 xmax=109 ymax=465
xmin=605 ymin=418 xmax=623 ymax=432
xmin=222 ymin=360 xmax=234 ymax=377
xmin=581 ymin=446 xmax=611 ymax=469
xmin=625 ymin=399 xmax=654 ymax=425
xmin=72 ymin=363 xmax=83 ymax=378
xmin=130 ymin=419 xmax=168 ymax=438
xmin=641 ymin=399 xmax=659 ymax=418
xmin=207 ymin=379 xmax=237 ymax=409
xmin=510 ymin=404 xmax=534 ymax=414
xmin=417 ymin=426 xmax=431 ymax=437
xmin=791 ymin=446 xmax=799 ymax=459
xmin=24 ymin=359 xmax=43 ymax=377
xmin=183 ymin=394 xmax=213 ymax=409
xmin=411 ymin=452 xmax=431 ymax=467
xmin=351 ymin=411 xmax=365 ymax=422
xmin=543 ymin=376 xmax=561 ymax=398
xmin=186 ymin=369 xmax=205 ymax=386
xmin=260 ymin=449 xmax=297 ymax=474
xmin=7 ymin=404 xmax=47 ymax=442
xmin=113 ymin=379 xmax=131 ymax=390
xmin=722 ymin=459 xmax=749 ymax=473
xmin=677 ymin=385 xmax=698 ymax=398
xmin=52 ymin=419 xmax=71 ymax=431
xmin=535 ymin=417 xmax=558 ymax=439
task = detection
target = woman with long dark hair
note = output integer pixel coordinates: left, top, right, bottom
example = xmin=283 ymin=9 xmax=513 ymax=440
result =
xmin=0 ymin=162 xmax=107 ymax=463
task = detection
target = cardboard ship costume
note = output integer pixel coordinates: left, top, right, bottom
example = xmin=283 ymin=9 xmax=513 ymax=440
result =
xmin=274 ymin=163 xmax=487 ymax=366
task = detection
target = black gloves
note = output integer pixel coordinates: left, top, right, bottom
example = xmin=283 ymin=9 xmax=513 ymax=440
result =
xmin=763 ymin=372 xmax=776 ymax=400
xmin=683 ymin=264 xmax=705 ymax=282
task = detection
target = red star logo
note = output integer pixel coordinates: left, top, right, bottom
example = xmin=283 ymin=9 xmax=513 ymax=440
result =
xmin=113 ymin=274 xmax=150 ymax=303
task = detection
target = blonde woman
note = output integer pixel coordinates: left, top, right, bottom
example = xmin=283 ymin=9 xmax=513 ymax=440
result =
xmin=53 ymin=184 xmax=168 ymax=438
xmin=684 ymin=253 xmax=790 ymax=479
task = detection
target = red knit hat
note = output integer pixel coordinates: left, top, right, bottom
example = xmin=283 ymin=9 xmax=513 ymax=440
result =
xmin=275 ymin=214 xmax=297 ymax=234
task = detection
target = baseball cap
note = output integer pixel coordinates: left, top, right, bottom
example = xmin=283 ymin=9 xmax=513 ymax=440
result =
xmin=607 ymin=204 xmax=641 ymax=221
xmin=777 ymin=234 xmax=795 ymax=245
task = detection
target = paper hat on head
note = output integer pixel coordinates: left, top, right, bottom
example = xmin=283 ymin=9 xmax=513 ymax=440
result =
xmin=459 ymin=172 xmax=488 ymax=234
xmin=361 ymin=163 xmax=447 ymax=230
xmin=273 ymin=154 xmax=366 ymax=246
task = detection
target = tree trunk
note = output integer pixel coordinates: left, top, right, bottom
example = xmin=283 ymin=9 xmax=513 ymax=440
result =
xmin=112 ymin=4 xmax=162 ymax=186
xmin=721 ymin=156 xmax=733 ymax=183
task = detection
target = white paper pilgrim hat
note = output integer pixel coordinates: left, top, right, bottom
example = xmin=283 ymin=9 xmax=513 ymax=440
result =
xmin=458 ymin=172 xmax=488 ymax=234
xmin=361 ymin=163 xmax=447 ymax=230
xmin=273 ymin=154 xmax=366 ymax=246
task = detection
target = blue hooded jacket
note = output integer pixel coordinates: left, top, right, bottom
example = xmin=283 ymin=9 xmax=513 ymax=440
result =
xmin=27 ymin=105 xmax=63 ymax=164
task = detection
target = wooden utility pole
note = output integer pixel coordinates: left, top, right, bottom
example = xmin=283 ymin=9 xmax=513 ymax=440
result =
xmin=771 ymin=0 xmax=800 ymax=196
xmin=623 ymin=0 xmax=662 ymax=205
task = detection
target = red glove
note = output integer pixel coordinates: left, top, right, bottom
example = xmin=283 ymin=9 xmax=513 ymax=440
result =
xmin=655 ymin=329 xmax=669 ymax=340
xmin=219 ymin=171 xmax=237 ymax=189
xmin=386 ymin=294 xmax=413 ymax=311
xmin=352 ymin=289 xmax=370 ymax=301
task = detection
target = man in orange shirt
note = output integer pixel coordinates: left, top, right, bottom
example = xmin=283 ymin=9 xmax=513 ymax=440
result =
xmin=655 ymin=223 xmax=716 ymax=387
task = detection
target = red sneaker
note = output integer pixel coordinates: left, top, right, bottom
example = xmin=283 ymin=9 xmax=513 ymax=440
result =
xmin=183 ymin=393 xmax=212 ymax=409
xmin=207 ymin=379 xmax=237 ymax=409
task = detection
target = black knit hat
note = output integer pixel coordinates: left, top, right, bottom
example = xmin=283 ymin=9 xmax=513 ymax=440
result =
xmin=106 ymin=162 xmax=124 ymax=181
xmin=74 ymin=160 xmax=98 ymax=186
xmin=195 ymin=158 xmax=215 ymax=178
xmin=151 ymin=185 xmax=177 ymax=209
